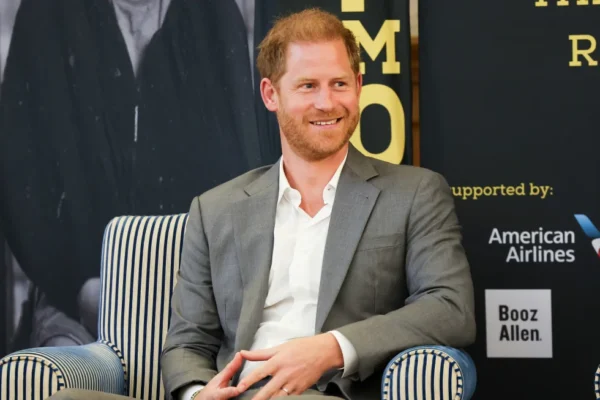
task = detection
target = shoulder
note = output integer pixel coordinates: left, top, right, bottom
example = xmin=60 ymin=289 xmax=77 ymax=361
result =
xmin=195 ymin=164 xmax=273 ymax=206
xmin=366 ymin=157 xmax=450 ymax=193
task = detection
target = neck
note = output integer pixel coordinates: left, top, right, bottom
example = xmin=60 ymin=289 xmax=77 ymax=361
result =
xmin=281 ymin=142 xmax=348 ymax=214
xmin=112 ymin=0 xmax=167 ymax=29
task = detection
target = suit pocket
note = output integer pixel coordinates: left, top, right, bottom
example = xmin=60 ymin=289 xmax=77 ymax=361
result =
xmin=352 ymin=234 xmax=407 ymax=314
xmin=355 ymin=233 xmax=403 ymax=252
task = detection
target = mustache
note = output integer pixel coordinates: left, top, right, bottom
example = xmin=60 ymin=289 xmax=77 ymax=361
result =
xmin=304 ymin=112 xmax=347 ymax=121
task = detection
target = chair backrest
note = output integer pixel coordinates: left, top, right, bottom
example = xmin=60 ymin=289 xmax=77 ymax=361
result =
xmin=98 ymin=214 xmax=188 ymax=400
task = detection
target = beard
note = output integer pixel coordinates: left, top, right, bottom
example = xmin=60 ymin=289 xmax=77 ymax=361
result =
xmin=277 ymin=106 xmax=360 ymax=162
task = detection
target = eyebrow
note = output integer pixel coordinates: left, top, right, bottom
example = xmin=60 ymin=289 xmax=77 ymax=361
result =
xmin=294 ymin=77 xmax=315 ymax=83
xmin=293 ymin=76 xmax=351 ymax=83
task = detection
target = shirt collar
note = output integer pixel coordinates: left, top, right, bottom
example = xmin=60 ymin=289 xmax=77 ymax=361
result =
xmin=277 ymin=151 xmax=348 ymax=206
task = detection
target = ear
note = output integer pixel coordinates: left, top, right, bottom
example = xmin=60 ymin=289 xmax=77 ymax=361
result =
xmin=260 ymin=78 xmax=279 ymax=112
xmin=355 ymin=72 xmax=363 ymax=97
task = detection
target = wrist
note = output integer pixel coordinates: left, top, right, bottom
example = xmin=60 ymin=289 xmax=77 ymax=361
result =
xmin=323 ymin=332 xmax=344 ymax=370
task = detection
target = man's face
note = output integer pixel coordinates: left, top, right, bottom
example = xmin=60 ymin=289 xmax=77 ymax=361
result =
xmin=262 ymin=39 xmax=362 ymax=161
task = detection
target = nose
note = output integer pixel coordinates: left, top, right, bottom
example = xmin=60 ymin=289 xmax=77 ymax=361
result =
xmin=314 ymin=87 xmax=334 ymax=112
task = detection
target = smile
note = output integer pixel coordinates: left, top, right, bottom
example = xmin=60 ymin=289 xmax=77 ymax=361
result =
xmin=310 ymin=118 xmax=342 ymax=126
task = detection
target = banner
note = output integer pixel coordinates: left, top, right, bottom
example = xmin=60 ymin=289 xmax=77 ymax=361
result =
xmin=420 ymin=1 xmax=600 ymax=399
xmin=0 ymin=236 xmax=5 ymax=356
xmin=0 ymin=0 xmax=21 ymax=358
xmin=0 ymin=0 xmax=411 ymax=358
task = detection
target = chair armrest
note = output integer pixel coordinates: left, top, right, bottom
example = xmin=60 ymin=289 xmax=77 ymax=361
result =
xmin=381 ymin=345 xmax=476 ymax=400
xmin=0 ymin=341 xmax=126 ymax=400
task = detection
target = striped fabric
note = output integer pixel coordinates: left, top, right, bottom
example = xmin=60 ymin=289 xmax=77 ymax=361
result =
xmin=381 ymin=346 xmax=476 ymax=400
xmin=595 ymin=364 xmax=599 ymax=399
xmin=0 ymin=342 xmax=125 ymax=400
xmin=1 ymin=212 xmax=479 ymax=400
xmin=98 ymin=214 xmax=188 ymax=400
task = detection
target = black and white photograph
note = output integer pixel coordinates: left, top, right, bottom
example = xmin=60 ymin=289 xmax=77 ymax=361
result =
xmin=1 ymin=1 xmax=415 ymax=399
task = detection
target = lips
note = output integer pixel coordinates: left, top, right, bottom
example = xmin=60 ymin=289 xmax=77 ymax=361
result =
xmin=309 ymin=117 xmax=342 ymax=126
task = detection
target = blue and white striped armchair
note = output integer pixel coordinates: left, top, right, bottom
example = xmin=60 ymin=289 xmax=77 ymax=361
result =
xmin=0 ymin=214 xmax=476 ymax=400
xmin=595 ymin=366 xmax=599 ymax=399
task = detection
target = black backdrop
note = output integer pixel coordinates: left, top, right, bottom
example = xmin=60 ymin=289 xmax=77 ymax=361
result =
xmin=420 ymin=1 xmax=600 ymax=399
xmin=0 ymin=231 xmax=5 ymax=356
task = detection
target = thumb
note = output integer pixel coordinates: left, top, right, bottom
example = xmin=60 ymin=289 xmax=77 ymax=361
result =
xmin=215 ymin=386 xmax=242 ymax=399
xmin=239 ymin=347 xmax=277 ymax=361
xmin=215 ymin=352 xmax=243 ymax=385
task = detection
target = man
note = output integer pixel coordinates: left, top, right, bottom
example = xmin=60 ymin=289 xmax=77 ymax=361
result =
xmin=49 ymin=7 xmax=474 ymax=400
xmin=0 ymin=0 xmax=262 ymax=355
xmin=161 ymin=8 xmax=475 ymax=400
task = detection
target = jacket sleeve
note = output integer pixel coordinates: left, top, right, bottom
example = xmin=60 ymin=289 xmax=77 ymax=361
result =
xmin=160 ymin=197 xmax=223 ymax=398
xmin=337 ymin=171 xmax=476 ymax=381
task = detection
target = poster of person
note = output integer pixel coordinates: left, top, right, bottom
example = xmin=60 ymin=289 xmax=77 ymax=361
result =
xmin=0 ymin=0 xmax=412 ymax=359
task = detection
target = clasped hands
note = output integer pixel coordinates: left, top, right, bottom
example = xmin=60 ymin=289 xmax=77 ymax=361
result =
xmin=195 ymin=333 xmax=344 ymax=400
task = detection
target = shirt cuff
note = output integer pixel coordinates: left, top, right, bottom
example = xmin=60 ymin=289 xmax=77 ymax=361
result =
xmin=329 ymin=330 xmax=359 ymax=378
xmin=179 ymin=384 xmax=205 ymax=400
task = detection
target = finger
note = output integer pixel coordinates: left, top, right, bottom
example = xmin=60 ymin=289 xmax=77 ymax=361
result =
xmin=215 ymin=386 xmax=243 ymax=399
xmin=240 ymin=347 xmax=277 ymax=362
xmin=236 ymin=362 xmax=274 ymax=392
xmin=215 ymin=352 xmax=244 ymax=385
xmin=250 ymin=375 xmax=288 ymax=400
xmin=271 ymin=389 xmax=290 ymax=398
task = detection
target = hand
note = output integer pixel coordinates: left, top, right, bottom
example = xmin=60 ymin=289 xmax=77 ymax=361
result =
xmin=196 ymin=352 xmax=245 ymax=400
xmin=236 ymin=333 xmax=344 ymax=400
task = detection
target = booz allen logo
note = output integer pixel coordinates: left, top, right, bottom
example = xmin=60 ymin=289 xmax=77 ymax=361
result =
xmin=574 ymin=214 xmax=600 ymax=257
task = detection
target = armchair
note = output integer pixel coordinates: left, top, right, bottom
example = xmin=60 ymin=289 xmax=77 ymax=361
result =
xmin=1 ymin=214 xmax=476 ymax=399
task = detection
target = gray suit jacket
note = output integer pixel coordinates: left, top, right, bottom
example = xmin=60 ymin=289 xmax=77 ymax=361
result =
xmin=161 ymin=146 xmax=475 ymax=400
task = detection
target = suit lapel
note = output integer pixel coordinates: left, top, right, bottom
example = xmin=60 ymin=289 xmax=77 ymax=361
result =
xmin=232 ymin=162 xmax=279 ymax=355
xmin=230 ymin=148 xmax=381 ymax=346
xmin=315 ymin=147 xmax=380 ymax=332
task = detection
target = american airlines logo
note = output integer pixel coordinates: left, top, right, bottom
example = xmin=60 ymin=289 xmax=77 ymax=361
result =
xmin=574 ymin=214 xmax=600 ymax=257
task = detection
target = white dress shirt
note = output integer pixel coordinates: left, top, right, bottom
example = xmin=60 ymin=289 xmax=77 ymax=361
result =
xmin=180 ymin=154 xmax=358 ymax=399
